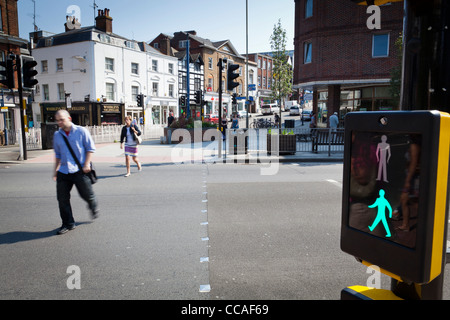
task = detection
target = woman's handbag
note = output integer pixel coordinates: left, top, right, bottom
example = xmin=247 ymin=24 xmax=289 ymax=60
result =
xmin=132 ymin=125 xmax=142 ymax=145
xmin=134 ymin=131 xmax=142 ymax=145
xmin=60 ymin=133 xmax=98 ymax=184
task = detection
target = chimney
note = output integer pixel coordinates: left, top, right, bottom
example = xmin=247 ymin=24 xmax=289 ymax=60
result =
xmin=95 ymin=8 xmax=112 ymax=33
xmin=160 ymin=36 xmax=172 ymax=56
xmin=65 ymin=15 xmax=81 ymax=32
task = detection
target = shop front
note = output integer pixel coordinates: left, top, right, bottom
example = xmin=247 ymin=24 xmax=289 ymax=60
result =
xmin=41 ymin=102 xmax=124 ymax=126
xmin=97 ymin=103 xmax=124 ymax=125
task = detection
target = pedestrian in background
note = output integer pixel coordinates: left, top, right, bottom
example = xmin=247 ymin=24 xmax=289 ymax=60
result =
xmin=329 ymin=112 xmax=339 ymax=131
xmin=120 ymin=115 xmax=142 ymax=177
xmin=53 ymin=109 xmax=99 ymax=235
xmin=221 ymin=115 xmax=228 ymax=140
xmin=231 ymin=113 xmax=239 ymax=129
xmin=168 ymin=112 xmax=175 ymax=127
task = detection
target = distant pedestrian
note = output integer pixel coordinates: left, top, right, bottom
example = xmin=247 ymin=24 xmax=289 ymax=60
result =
xmin=231 ymin=113 xmax=239 ymax=129
xmin=310 ymin=111 xmax=317 ymax=128
xmin=221 ymin=115 xmax=228 ymax=139
xmin=53 ymin=109 xmax=99 ymax=235
xmin=168 ymin=112 xmax=175 ymax=127
xmin=329 ymin=112 xmax=339 ymax=131
xmin=120 ymin=115 xmax=142 ymax=177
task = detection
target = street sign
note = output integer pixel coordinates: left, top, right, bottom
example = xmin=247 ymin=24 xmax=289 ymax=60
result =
xmin=341 ymin=111 xmax=450 ymax=284
xmin=248 ymin=84 xmax=256 ymax=91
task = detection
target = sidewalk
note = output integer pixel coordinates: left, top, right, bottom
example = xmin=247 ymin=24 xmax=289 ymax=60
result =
xmin=0 ymin=138 xmax=343 ymax=165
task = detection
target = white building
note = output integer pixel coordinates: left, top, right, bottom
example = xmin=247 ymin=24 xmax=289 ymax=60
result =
xmin=31 ymin=9 xmax=178 ymax=127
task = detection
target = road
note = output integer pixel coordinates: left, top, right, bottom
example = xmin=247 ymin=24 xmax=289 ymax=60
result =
xmin=1 ymin=160 xmax=450 ymax=300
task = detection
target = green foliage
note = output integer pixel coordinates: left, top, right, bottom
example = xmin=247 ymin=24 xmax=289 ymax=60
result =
xmin=169 ymin=116 xmax=216 ymax=129
xmin=269 ymin=19 xmax=293 ymax=107
xmin=268 ymin=128 xmax=294 ymax=135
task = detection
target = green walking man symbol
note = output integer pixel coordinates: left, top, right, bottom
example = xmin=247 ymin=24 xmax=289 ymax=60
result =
xmin=368 ymin=189 xmax=392 ymax=237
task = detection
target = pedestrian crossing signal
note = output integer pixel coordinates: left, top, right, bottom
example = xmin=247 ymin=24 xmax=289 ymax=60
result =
xmin=341 ymin=111 xmax=450 ymax=284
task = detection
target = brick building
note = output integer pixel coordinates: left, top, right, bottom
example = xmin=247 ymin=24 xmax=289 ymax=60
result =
xmin=293 ymin=0 xmax=403 ymax=125
xmin=150 ymin=31 xmax=249 ymax=117
xmin=0 ymin=0 xmax=31 ymax=145
xmin=246 ymin=53 xmax=274 ymax=109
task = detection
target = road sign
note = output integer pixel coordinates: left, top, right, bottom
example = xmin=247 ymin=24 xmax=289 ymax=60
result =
xmin=341 ymin=111 xmax=450 ymax=284
xmin=248 ymin=84 xmax=256 ymax=91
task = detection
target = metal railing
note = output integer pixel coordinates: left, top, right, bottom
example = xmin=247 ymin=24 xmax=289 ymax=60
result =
xmin=223 ymin=128 xmax=344 ymax=156
xmin=5 ymin=124 xmax=165 ymax=149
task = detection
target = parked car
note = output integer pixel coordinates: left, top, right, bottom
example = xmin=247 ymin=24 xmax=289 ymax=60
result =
xmin=238 ymin=110 xmax=250 ymax=118
xmin=289 ymin=105 xmax=300 ymax=116
xmin=301 ymin=110 xmax=312 ymax=121
xmin=204 ymin=114 xmax=219 ymax=124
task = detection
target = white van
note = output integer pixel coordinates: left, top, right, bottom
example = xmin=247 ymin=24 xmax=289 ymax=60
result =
xmin=285 ymin=101 xmax=299 ymax=111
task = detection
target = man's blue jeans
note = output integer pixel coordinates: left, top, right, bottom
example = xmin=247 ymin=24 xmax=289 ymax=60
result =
xmin=56 ymin=171 xmax=98 ymax=227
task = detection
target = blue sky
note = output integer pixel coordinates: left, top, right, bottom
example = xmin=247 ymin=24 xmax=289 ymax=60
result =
xmin=18 ymin=0 xmax=295 ymax=54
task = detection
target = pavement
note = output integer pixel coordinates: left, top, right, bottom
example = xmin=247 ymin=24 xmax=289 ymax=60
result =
xmin=0 ymin=138 xmax=343 ymax=165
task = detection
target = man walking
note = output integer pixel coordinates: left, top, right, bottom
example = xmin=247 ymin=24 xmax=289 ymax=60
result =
xmin=53 ymin=110 xmax=99 ymax=235
xmin=329 ymin=112 xmax=339 ymax=131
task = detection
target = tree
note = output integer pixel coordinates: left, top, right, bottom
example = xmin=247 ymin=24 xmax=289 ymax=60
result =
xmin=270 ymin=19 xmax=293 ymax=126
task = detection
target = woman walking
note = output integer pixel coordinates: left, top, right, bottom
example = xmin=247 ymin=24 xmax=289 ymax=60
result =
xmin=120 ymin=116 xmax=142 ymax=177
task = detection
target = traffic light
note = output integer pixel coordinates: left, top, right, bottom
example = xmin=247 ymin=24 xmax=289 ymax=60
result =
xmin=227 ymin=64 xmax=239 ymax=91
xmin=194 ymin=90 xmax=201 ymax=104
xmin=341 ymin=111 xmax=450 ymax=285
xmin=136 ymin=94 xmax=143 ymax=107
xmin=232 ymin=93 xmax=237 ymax=105
xmin=0 ymin=59 xmax=14 ymax=89
xmin=180 ymin=95 xmax=186 ymax=107
xmin=22 ymin=57 xmax=38 ymax=89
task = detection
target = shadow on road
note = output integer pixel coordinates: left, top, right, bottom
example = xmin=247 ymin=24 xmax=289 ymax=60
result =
xmin=0 ymin=222 xmax=92 ymax=244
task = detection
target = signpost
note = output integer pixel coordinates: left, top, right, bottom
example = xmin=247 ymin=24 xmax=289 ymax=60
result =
xmin=341 ymin=111 xmax=450 ymax=299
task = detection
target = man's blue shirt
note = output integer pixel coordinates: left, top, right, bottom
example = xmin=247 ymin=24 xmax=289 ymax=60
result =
xmin=53 ymin=124 xmax=96 ymax=174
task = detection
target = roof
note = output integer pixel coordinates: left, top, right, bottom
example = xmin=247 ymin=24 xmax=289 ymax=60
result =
xmin=34 ymin=25 xmax=133 ymax=48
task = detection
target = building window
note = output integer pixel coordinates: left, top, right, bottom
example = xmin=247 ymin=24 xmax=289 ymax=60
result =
xmin=169 ymin=84 xmax=174 ymax=97
xmin=152 ymin=60 xmax=158 ymax=72
xmin=152 ymin=82 xmax=159 ymax=96
xmin=168 ymin=63 xmax=174 ymax=74
xmin=131 ymin=63 xmax=139 ymax=75
xmin=57 ymin=83 xmax=65 ymax=100
xmin=305 ymin=0 xmax=313 ymax=18
xmin=194 ymin=78 xmax=201 ymax=91
xmin=105 ymin=58 xmax=114 ymax=72
xmin=106 ymin=83 xmax=115 ymax=101
xmin=179 ymin=40 xmax=189 ymax=48
xmin=132 ymin=86 xmax=139 ymax=101
xmin=208 ymin=57 xmax=213 ymax=70
xmin=304 ymin=42 xmax=312 ymax=64
xmin=43 ymin=84 xmax=49 ymax=101
xmin=41 ymin=60 xmax=48 ymax=73
xmin=372 ymin=34 xmax=390 ymax=57
xmin=208 ymin=77 xmax=213 ymax=90
xmin=56 ymin=58 xmax=63 ymax=71
xmin=154 ymin=43 xmax=159 ymax=49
